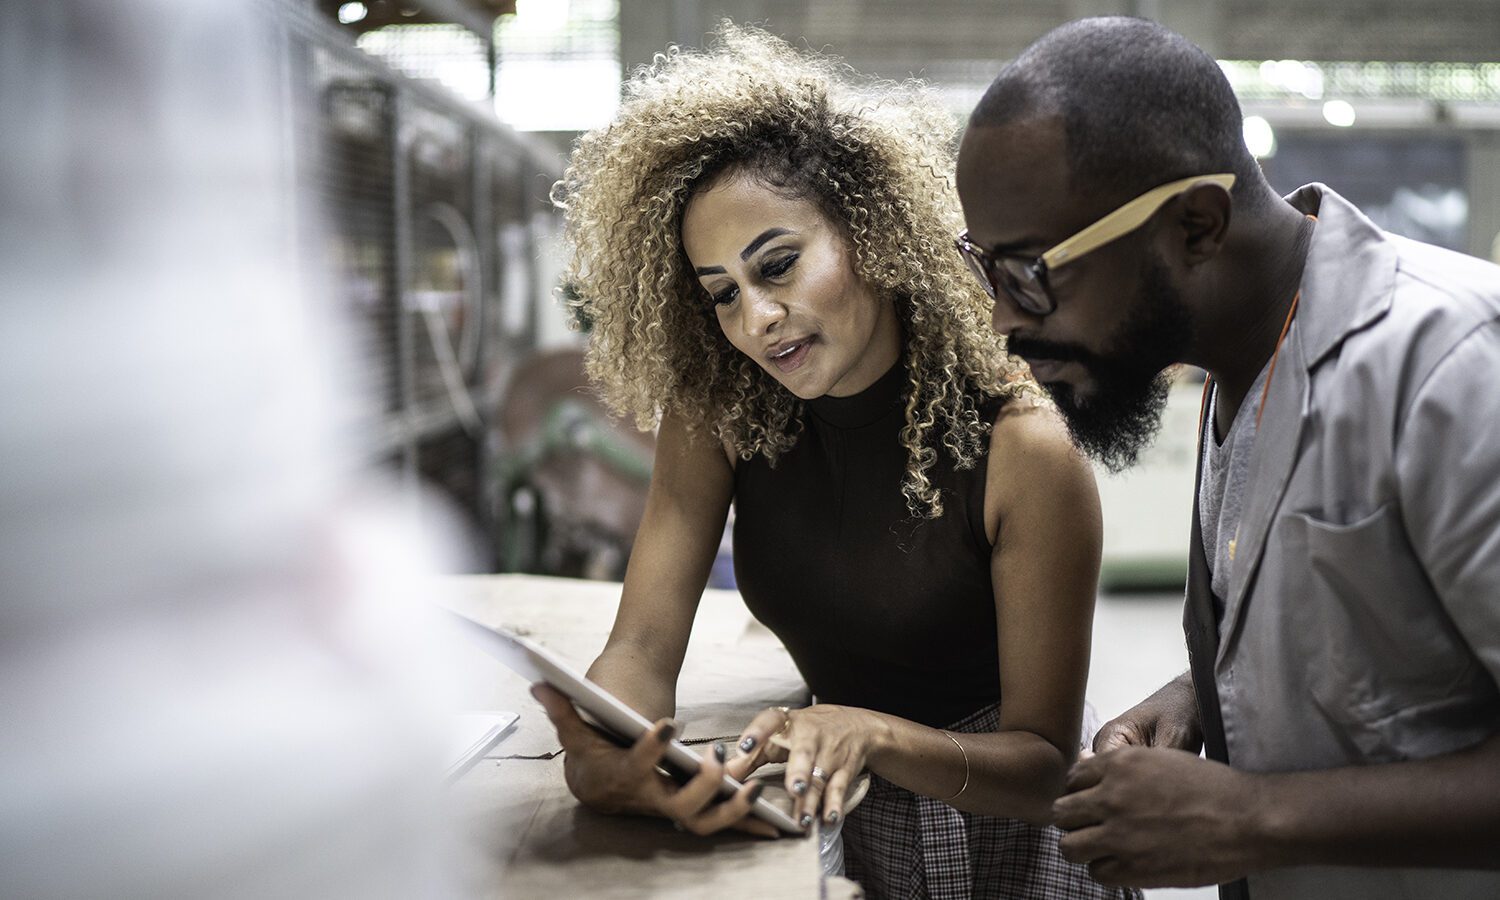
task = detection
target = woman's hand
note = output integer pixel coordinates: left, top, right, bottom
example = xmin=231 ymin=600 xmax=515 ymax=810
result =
xmin=532 ymin=684 xmax=779 ymax=837
xmin=730 ymin=704 xmax=892 ymax=829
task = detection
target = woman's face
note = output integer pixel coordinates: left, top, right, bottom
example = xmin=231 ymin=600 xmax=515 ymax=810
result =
xmin=681 ymin=172 xmax=900 ymax=400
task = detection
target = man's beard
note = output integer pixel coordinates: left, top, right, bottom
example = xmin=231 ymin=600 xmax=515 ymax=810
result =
xmin=1009 ymin=256 xmax=1193 ymax=473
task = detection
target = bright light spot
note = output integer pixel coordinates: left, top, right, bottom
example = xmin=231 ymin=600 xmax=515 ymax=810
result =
xmin=1273 ymin=59 xmax=1305 ymax=92
xmin=496 ymin=58 xmax=620 ymax=131
xmin=337 ymin=2 xmax=368 ymax=24
xmin=1323 ymin=99 xmax=1357 ymax=127
xmin=1264 ymin=59 xmax=1324 ymax=99
xmin=513 ymin=0 xmax=571 ymax=31
xmin=356 ymin=28 xmax=491 ymax=101
xmin=1301 ymin=65 xmax=1324 ymax=100
xmin=1243 ymin=116 xmax=1276 ymax=158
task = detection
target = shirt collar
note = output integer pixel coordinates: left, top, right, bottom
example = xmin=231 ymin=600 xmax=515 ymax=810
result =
xmin=806 ymin=360 xmax=905 ymax=430
xmin=1285 ymin=183 xmax=1399 ymax=371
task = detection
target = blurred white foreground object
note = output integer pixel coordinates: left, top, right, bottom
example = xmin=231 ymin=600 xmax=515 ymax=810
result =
xmin=0 ymin=2 xmax=455 ymax=897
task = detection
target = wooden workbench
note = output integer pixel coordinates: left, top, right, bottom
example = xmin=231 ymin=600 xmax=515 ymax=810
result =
xmin=435 ymin=575 xmax=862 ymax=899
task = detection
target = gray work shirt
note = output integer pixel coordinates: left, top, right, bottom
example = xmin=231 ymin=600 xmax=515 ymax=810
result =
xmin=1203 ymin=185 xmax=1500 ymax=899
xmin=1199 ymin=363 xmax=1271 ymax=623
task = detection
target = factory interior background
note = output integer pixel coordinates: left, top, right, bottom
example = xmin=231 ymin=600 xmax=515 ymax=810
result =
xmin=297 ymin=0 xmax=1500 ymax=593
xmin=5 ymin=2 xmax=1497 ymax=897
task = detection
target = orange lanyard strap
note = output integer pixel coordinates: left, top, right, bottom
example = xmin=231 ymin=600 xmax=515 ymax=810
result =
xmin=1255 ymin=290 xmax=1300 ymax=430
xmin=1198 ymin=373 xmax=1213 ymax=438
xmin=1197 ymin=213 xmax=1317 ymax=438
xmin=1197 ymin=288 xmax=1299 ymax=439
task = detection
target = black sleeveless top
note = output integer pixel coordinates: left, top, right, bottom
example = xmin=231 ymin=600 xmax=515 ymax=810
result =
xmin=732 ymin=362 xmax=1005 ymax=728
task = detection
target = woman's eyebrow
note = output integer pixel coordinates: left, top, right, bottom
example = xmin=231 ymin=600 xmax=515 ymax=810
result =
xmin=694 ymin=227 xmax=797 ymax=276
xmin=740 ymin=227 xmax=793 ymax=260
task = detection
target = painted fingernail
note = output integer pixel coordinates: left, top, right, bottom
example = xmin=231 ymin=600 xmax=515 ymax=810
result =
xmin=825 ymin=810 xmax=840 ymax=824
xmin=658 ymin=721 xmax=677 ymax=742
xmin=739 ymin=736 xmax=757 ymax=753
xmin=791 ymin=779 xmax=808 ymax=795
xmin=747 ymin=782 xmax=765 ymax=803
xmin=713 ymin=741 xmax=727 ymax=763
xmin=799 ymin=813 xmax=813 ymax=829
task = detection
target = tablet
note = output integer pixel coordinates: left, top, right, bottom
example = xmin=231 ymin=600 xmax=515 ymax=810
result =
xmin=443 ymin=609 xmax=805 ymax=835
xmin=445 ymin=711 xmax=517 ymax=782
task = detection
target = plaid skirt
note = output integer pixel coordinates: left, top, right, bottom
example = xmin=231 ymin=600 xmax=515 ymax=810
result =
xmin=841 ymin=704 xmax=1141 ymax=900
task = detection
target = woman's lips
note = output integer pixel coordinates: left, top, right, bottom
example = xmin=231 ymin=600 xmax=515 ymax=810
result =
xmin=769 ymin=336 xmax=815 ymax=374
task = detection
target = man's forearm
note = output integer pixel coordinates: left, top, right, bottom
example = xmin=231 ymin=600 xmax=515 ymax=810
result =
xmin=1249 ymin=731 xmax=1500 ymax=871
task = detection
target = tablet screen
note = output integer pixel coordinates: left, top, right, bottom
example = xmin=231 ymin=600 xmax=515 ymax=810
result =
xmin=442 ymin=609 xmax=804 ymax=834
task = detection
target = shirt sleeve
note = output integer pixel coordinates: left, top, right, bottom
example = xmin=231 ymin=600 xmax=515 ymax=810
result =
xmin=1395 ymin=317 xmax=1500 ymax=688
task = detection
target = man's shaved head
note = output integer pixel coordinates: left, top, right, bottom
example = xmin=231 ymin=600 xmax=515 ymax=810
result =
xmin=971 ymin=16 xmax=1264 ymax=208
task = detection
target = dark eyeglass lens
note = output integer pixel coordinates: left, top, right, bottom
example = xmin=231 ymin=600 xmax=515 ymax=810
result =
xmin=961 ymin=251 xmax=997 ymax=298
xmin=998 ymin=258 xmax=1050 ymax=315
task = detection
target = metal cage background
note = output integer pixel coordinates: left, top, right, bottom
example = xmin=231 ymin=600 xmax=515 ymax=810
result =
xmin=271 ymin=0 xmax=564 ymax=569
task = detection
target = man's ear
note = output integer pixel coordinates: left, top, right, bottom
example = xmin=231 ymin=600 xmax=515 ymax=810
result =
xmin=1175 ymin=182 xmax=1233 ymax=266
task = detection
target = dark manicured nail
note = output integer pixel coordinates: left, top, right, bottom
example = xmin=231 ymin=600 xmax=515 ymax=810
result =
xmin=825 ymin=810 xmax=840 ymax=824
xmin=791 ymin=779 xmax=808 ymax=795
xmin=657 ymin=721 xmax=677 ymax=742
xmin=739 ymin=736 xmax=757 ymax=753
xmin=747 ymin=782 xmax=765 ymax=803
xmin=799 ymin=813 xmax=813 ymax=829
xmin=713 ymin=741 xmax=727 ymax=763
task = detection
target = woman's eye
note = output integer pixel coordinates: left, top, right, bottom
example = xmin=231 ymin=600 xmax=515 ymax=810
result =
xmin=710 ymin=285 xmax=739 ymax=306
xmin=762 ymin=253 xmax=798 ymax=279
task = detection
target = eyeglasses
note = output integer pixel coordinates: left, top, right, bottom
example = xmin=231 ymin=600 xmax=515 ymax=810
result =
xmin=954 ymin=173 xmax=1236 ymax=316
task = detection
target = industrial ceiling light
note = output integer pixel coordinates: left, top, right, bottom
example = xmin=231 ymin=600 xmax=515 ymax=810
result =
xmin=1323 ymin=99 xmax=1357 ymax=127
xmin=513 ymin=0 xmax=569 ymax=28
xmin=1242 ymin=115 xmax=1276 ymax=157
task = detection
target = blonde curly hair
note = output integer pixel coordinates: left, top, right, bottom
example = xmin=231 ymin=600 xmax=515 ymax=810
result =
xmin=552 ymin=23 xmax=1031 ymax=517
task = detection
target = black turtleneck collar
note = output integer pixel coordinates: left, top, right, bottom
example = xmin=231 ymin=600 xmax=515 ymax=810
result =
xmin=806 ymin=360 xmax=906 ymax=430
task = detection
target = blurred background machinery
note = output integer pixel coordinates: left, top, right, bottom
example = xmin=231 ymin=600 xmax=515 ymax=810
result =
xmin=271 ymin=0 xmax=1498 ymax=587
xmin=493 ymin=350 xmax=654 ymax=580
xmin=272 ymin=0 xmax=654 ymax=575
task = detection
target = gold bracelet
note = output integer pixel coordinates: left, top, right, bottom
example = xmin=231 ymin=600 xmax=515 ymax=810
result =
xmin=939 ymin=730 xmax=969 ymax=802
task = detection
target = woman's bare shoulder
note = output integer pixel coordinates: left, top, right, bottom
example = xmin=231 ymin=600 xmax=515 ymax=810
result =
xmin=984 ymin=398 xmax=1098 ymax=528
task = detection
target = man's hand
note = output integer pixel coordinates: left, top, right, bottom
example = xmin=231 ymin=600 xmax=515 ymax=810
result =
xmin=1093 ymin=671 xmax=1203 ymax=754
xmin=1053 ymin=746 xmax=1264 ymax=888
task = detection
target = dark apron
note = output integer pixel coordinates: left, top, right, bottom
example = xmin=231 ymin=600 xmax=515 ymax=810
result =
xmin=1185 ymin=391 xmax=1252 ymax=900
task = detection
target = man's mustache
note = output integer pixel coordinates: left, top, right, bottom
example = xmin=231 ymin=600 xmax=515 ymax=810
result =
xmin=1005 ymin=336 xmax=1092 ymax=366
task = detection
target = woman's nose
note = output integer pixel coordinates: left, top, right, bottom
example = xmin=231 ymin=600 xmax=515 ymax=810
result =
xmin=741 ymin=290 xmax=787 ymax=337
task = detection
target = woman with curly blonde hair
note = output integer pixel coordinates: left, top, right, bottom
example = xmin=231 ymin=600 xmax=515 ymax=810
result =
xmin=530 ymin=25 xmax=1134 ymax=899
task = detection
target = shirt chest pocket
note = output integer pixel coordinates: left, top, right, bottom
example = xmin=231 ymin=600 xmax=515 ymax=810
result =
xmin=1280 ymin=501 xmax=1482 ymax=760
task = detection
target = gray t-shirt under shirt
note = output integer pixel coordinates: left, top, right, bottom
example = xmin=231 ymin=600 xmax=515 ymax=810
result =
xmin=1198 ymin=361 xmax=1271 ymax=625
